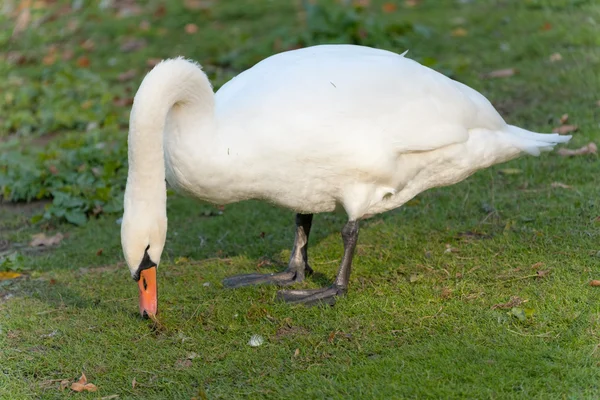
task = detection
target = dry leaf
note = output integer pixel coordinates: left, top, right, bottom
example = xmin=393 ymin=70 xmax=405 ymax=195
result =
xmin=76 ymin=56 xmax=90 ymax=68
xmin=492 ymin=296 xmax=524 ymax=310
xmin=185 ymin=23 xmax=198 ymax=34
xmin=451 ymin=27 xmax=468 ymax=37
xmin=559 ymin=113 xmax=569 ymax=124
xmin=12 ymin=6 xmax=31 ymax=37
xmin=121 ymin=38 xmax=147 ymax=52
xmin=118 ymin=69 xmax=137 ymax=82
xmin=184 ymin=0 xmax=212 ymax=10
xmin=132 ymin=377 xmax=137 ymax=389
xmin=537 ymin=270 xmax=550 ymax=278
xmin=0 ymin=271 xmax=22 ymax=280
xmin=382 ymin=2 xmax=396 ymax=13
xmin=483 ymin=68 xmax=516 ymax=78
xmin=531 ymin=262 xmax=544 ymax=269
xmin=175 ymin=359 xmax=192 ymax=368
xmin=551 ymin=182 xmax=572 ymax=189
xmin=590 ymin=280 xmax=600 ymax=287
xmin=557 ymin=142 xmax=597 ymax=157
xmin=541 ymin=22 xmax=552 ymax=31
xmin=70 ymin=373 xmax=97 ymax=392
xmin=60 ymin=379 xmax=70 ymax=391
xmin=80 ymin=39 xmax=95 ymax=51
xmin=294 ymin=348 xmax=300 ymax=357
xmin=30 ymin=233 xmax=64 ymax=247
xmin=549 ymin=52 xmax=562 ymax=62
xmin=552 ymin=124 xmax=578 ymax=134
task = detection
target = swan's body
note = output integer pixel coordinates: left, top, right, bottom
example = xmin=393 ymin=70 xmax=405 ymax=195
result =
xmin=122 ymin=45 xmax=570 ymax=314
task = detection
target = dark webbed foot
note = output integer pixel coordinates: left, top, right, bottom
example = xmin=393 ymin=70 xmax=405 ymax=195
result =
xmin=276 ymin=286 xmax=345 ymax=306
xmin=222 ymin=214 xmax=313 ymax=289
xmin=223 ymin=270 xmax=306 ymax=288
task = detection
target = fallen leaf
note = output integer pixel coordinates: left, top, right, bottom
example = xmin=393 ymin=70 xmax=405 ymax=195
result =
xmin=551 ymin=182 xmax=572 ymax=189
xmin=590 ymin=280 xmax=600 ymax=287
xmin=76 ymin=56 xmax=90 ymax=68
xmin=80 ymin=39 xmax=95 ymax=51
xmin=185 ymin=23 xmax=198 ymax=34
xmin=451 ymin=27 xmax=468 ymax=37
xmin=541 ymin=22 xmax=552 ymax=31
xmin=118 ymin=69 xmax=137 ymax=82
xmin=154 ymin=4 xmax=167 ymax=17
xmin=483 ymin=68 xmax=516 ymax=78
xmin=184 ymin=0 xmax=213 ymax=10
xmin=146 ymin=58 xmax=161 ymax=68
xmin=60 ymin=379 xmax=70 ymax=391
xmin=557 ymin=142 xmax=597 ymax=157
xmin=30 ymin=233 xmax=64 ymax=247
xmin=120 ymin=38 xmax=147 ymax=52
xmin=174 ymin=359 xmax=192 ymax=368
xmin=552 ymin=124 xmax=578 ymax=134
xmin=294 ymin=348 xmax=300 ymax=357
xmin=0 ymin=271 xmax=22 ymax=280
xmin=559 ymin=113 xmax=569 ymax=124
xmin=12 ymin=6 xmax=31 ymax=37
xmin=96 ymin=248 xmax=103 ymax=256
xmin=70 ymin=373 xmax=97 ymax=392
xmin=132 ymin=378 xmax=136 ymax=389
xmin=550 ymin=52 xmax=562 ymax=62
xmin=537 ymin=270 xmax=550 ymax=278
xmin=382 ymin=2 xmax=396 ymax=13
xmin=492 ymin=296 xmax=524 ymax=310
xmin=531 ymin=262 xmax=544 ymax=269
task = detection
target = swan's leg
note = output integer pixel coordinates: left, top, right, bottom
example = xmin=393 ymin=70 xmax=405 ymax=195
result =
xmin=276 ymin=220 xmax=358 ymax=306
xmin=222 ymin=213 xmax=313 ymax=288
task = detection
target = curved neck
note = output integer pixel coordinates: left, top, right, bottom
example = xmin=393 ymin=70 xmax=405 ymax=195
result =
xmin=124 ymin=58 xmax=215 ymax=206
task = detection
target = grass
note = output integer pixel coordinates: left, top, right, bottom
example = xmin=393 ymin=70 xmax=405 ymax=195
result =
xmin=1 ymin=0 xmax=600 ymax=398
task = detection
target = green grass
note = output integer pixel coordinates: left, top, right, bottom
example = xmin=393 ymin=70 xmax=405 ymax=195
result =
xmin=1 ymin=0 xmax=600 ymax=398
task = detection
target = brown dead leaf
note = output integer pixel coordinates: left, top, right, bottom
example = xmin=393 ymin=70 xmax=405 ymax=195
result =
xmin=12 ymin=6 xmax=31 ymax=37
xmin=184 ymin=0 xmax=213 ymax=10
xmin=590 ymin=280 xmax=600 ymax=287
xmin=537 ymin=270 xmax=550 ymax=278
xmin=121 ymin=38 xmax=147 ymax=52
xmin=76 ymin=56 xmax=90 ymax=68
xmin=293 ymin=348 xmax=300 ymax=357
xmin=118 ymin=69 xmax=137 ymax=82
xmin=146 ymin=58 xmax=161 ymax=68
xmin=70 ymin=373 xmax=97 ymax=392
xmin=154 ymin=4 xmax=167 ymax=17
xmin=530 ymin=262 xmax=544 ymax=270
xmin=552 ymin=124 xmax=578 ymax=134
xmin=382 ymin=2 xmax=396 ymax=13
xmin=559 ymin=113 xmax=569 ymax=124
xmin=30 ymin=233 xmax=64 ymax=247
xmin=541 ymin=22 xmax=552 ymax=31
xmin=451 ymin=27 xmax=468 ymax=37
xmin=551 ymin=182 xmax=572 ymax=189
xmin=185 ymin=23 xmax=198 ymax=34
xmin=492 ymin=296 xmax=524 ymax=310
xmin=175 ymin=358 xmax=192 ymax=368
xmin=549 ymin=52 xmax=562 ymax=62
xmin=60 ymin=379 xmax=70 ymax=391
xmin=0 ymin=271 xmax=22 ymax=280
xmin=557 ymin=142 xmax=597 ymax=157
xmin=483 ymin=68 xmax=516 ymax=78
xmin=132 ymin=377 xmax=137 ymax=389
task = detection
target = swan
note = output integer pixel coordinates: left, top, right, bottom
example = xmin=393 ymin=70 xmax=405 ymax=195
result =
xmin=120 ymin=44 xmax=570 ymax=317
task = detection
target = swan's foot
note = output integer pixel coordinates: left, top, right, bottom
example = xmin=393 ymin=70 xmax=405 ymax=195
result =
xmin=222 ymin=213 xmax=314 ymax=289
xmin=222 ymin=267 xmax=312 ymax=288
xmin=276 ymin=285 xmax=345 ymax=306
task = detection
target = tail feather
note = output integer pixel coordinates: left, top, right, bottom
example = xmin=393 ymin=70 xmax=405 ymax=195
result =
xmin=505 ymin=125 xmax=571 ymax=156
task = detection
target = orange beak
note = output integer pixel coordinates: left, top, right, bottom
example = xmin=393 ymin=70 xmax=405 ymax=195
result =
xmin=138 ymin=266 xmax=157 ymax=318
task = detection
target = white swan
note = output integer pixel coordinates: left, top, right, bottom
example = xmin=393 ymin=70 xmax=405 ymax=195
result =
xmin=121 ymin=44 xmax=570 ymax=316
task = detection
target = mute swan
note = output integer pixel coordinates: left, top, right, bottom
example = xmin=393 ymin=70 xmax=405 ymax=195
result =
xmin=121 ymin=44 xmax=570 ymax=316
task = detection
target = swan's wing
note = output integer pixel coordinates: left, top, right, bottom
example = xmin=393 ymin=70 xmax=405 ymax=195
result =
xmin=216 ymin=44 xmax=506 ymax=154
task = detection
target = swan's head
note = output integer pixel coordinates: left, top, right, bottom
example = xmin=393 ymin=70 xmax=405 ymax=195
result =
xmin=120 ymin=205 xmax=167 ymax=318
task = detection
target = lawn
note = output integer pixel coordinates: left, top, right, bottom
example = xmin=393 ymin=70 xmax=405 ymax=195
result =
xmin=1 ymin=0 xmax=599 ymax=398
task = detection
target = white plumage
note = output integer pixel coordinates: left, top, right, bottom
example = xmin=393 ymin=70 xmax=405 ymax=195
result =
xmin=121 ymin=44 xmax=570 ymax=310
